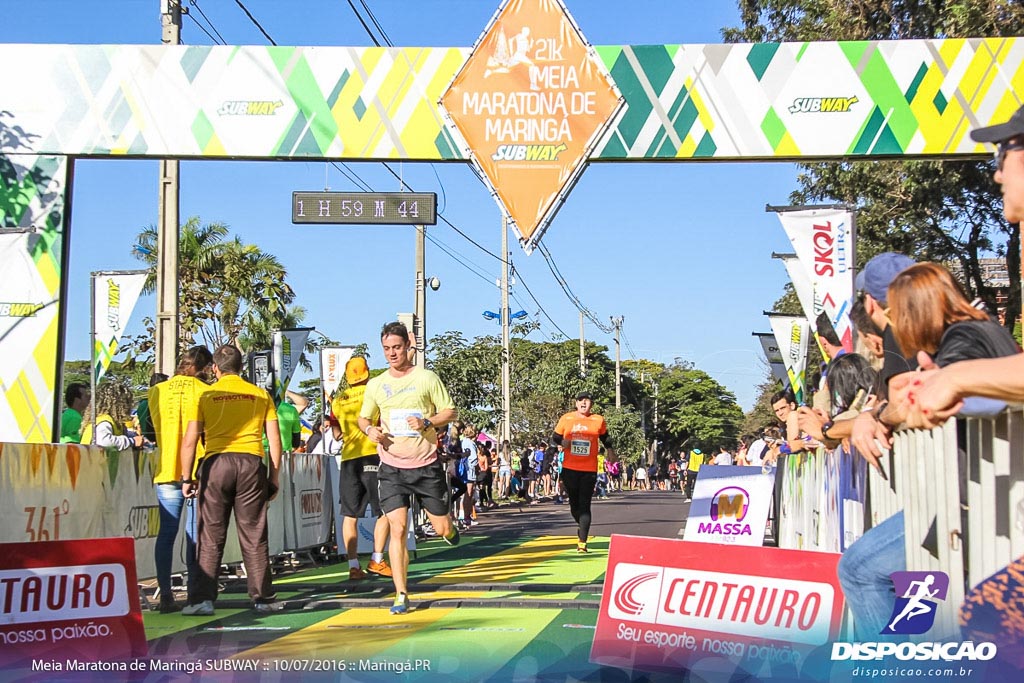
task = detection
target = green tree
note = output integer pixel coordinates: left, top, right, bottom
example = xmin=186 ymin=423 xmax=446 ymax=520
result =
xmin=131 ymin=217 xmax=301 ymax=355
xmin=603 ymin=407 xmax=646 ymax=467
xmin=656 ymin=362 xmax=744 ymax=454
xmin=741 ymin=375 xmax=784 ymax=436
xmin=725 ymin=0 xmax=1024 ymax=329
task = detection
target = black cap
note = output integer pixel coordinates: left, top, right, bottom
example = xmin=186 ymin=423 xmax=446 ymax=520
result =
xmin=970 ymin=104 xmax=1024 ymax=144
xmin=576 ymin=391 xmax=593 ymax=401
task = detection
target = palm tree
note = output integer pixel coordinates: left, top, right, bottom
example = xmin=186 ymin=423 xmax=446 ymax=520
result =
xmin=131 ymin=217 xmax=300 ymax=354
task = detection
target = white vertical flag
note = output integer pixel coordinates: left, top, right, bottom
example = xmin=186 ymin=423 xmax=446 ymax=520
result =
xmin=91 ymin=271 xmax=147 ymax=384
xmin=774 ymin=208 xmax=855 ymax=353
xmin=272 ymin=328 xmax=311 ymax=401
xmin=320 ymin=346 xmax=355 ymax=402
xmin=778 ymin=253 xmax=817 ymax=325
xmin=767 ymin=314 xmax=810 ymax=404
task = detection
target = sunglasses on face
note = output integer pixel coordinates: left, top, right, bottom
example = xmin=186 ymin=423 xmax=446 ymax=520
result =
xmin=996 ymin=140 xmax=1024 ymax=172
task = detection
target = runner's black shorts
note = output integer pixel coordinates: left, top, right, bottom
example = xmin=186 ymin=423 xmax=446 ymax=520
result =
xmin=377 ymin=459 xmax=449 ymax=516
xmin=338 ymin=455 xmax=383 ymax=518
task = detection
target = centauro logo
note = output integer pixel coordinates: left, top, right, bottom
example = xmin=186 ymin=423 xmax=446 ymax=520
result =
xmin=218 ymin=100 xmax=284 ymax=116
xmin=0 ymin=302 xmax=44 ymax=317
xmin=491 ymin=143 xmax=568 ymax=161
xmin=789 ymin=96 xmax=859 ymax=113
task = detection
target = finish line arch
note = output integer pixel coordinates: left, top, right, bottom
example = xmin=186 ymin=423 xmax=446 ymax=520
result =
xmin=0 ymin=1 xmax=1021 ymax=441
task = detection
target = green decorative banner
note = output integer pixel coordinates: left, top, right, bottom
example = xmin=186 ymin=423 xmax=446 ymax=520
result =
xmin=0 ymin=152 xmax=67 ymax=443
xmin=0 ymin=39 xmax=1020 ymax=161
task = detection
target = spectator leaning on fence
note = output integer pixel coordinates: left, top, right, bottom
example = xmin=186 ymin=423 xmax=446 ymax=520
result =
xmin=81 ymin=380 xmax=145 ymax=450
xmin=881 ymin=103 xmax=1024 ymax=666
xmin=838 ymin=265 xmax=1019 ymax=639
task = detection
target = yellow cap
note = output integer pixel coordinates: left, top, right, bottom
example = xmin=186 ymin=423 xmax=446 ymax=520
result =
xmin=345 ymin=356 xmax=370 ymax=385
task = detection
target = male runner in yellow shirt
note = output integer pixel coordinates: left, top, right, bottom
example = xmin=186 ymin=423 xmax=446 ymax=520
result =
xmin=359 ymin=322 xmax=458 ymax=615
xmin=332 ymin=356 xmax=391 ymax=581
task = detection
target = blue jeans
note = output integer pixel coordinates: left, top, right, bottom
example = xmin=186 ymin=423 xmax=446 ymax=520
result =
xmin=837 ymin=510 xmax=906 ymax=639
xmin=154 ymin=483 xmax=197 ymax=598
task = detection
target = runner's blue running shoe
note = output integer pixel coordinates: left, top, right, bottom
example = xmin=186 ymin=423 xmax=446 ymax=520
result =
xmin=390 ymin=593 xmax=410 ymax=615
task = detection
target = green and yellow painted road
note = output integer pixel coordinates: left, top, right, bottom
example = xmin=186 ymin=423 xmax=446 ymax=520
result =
xmin=135 ymin=534 xmax=632 ymax=682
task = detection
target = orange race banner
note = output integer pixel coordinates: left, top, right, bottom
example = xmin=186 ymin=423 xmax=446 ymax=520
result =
xmin=441 ymin=0 xmax=621 ymax=250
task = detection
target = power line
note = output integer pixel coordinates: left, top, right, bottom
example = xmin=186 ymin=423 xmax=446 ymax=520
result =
xmin=188 ymin=0 xmax=227 ymax=44
xmin=621 ymin=329 xmax=639 ymax=360
xmin=184 ymin=12 xmax=222 ymax=44
xmin=344 ymin=0 xmax=382 ymax=47
xmin=536 ymin=242 xmax=613 ymax=334
xmin=512 ymin=265 xmax=571 ymax=339
xmin=357 ymin=0 xmax=392 ymax=46
xmin=233 ymin=0 xmax=277 ymax=45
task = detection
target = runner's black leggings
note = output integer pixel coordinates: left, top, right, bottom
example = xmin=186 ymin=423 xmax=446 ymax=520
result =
xmin=560 ymin=468 xmax=598 ymax=542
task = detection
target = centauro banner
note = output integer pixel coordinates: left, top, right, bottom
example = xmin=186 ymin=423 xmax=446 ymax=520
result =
xmin=91 ymin=271 xmax=147 ymax=384
xmin=768 ymin=314 xmax=810 ymax=404
xmin=272 ymin=328 xmax=311 ymax=402
xmin=0 ymin=155 xmax=67 ymax=444
xmin=774 ymin=208 xmax=855 ymax=356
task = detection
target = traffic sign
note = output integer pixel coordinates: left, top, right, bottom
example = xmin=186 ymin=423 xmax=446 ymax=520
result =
xmin=292 ymin=191 xmax=437 ymax=225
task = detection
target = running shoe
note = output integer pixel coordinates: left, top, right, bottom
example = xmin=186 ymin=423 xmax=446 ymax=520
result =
xmin=577 ymin=542 xmax=589 ymax=554
xmin=349 ymin=566 xmax=368 ymax=581
xmin=443 ymin=525 xmax=461 ymax=546
xmin=367 ymin=560 xmax=393 ymax=577
xmin=390 ymin=593 xmax=410 ymax=615
xmin=157 ymin=597 xmax=180 ymax=614
xmin=181 ymin=600 xmax=214 ymax=616
xmin=253 ymin=600 xmax=282 ymax=613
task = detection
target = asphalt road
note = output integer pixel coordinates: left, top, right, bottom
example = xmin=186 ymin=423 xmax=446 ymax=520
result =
xmin=465 ymin=487 xmax=691 ymax=541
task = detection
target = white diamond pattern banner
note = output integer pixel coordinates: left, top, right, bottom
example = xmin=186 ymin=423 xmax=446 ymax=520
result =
xmin=91 ymin=271 xmax=147 ymax=384
xmin=767 ymin=314 xmax=810 ymax=404
xmin=273 ymin=328 xmax=311 ymax=402
xmin=774 ymin=208 xmax=855 ymax=355
xmin=0 ymin=155 xmax=67 ymax=443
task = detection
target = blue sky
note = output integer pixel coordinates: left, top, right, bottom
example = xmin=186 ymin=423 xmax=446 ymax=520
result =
xmin=1 ymin=1 xmax=802 ymax=410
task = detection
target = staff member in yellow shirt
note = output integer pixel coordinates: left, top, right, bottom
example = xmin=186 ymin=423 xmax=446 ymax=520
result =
xmin=332 ymin=356 xmax=391 ymax=581
xmin=359 ymin=322 xmax=459 ymax=615
xmin=148 ymin=345 xmax=213 ymax=613
xmin=180 ymin=345 xmax=282 ymax=616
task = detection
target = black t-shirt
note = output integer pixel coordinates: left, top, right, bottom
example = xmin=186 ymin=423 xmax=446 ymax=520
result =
xmin=933 ymin=319 xmax=1020 ymax=367
xmin=880 ymin=325 xmax=918 ymax=397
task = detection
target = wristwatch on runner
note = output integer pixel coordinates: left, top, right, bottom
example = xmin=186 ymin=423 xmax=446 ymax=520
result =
xmin=422 ymin=418 xmax=433 ymax=431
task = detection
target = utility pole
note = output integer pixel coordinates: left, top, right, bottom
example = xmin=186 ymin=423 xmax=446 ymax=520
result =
xmin=611 ymin=316 xmax=623 ymax=408
xmin=500 ymin=217 xmax=511 ymax=445
xmin=579 ymin=311 xmax=586 ymax=376
xmin=414 ymin=224 xmax=425 ymax=367
xmin=155 ymin=0 xmax=182 ymax=375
